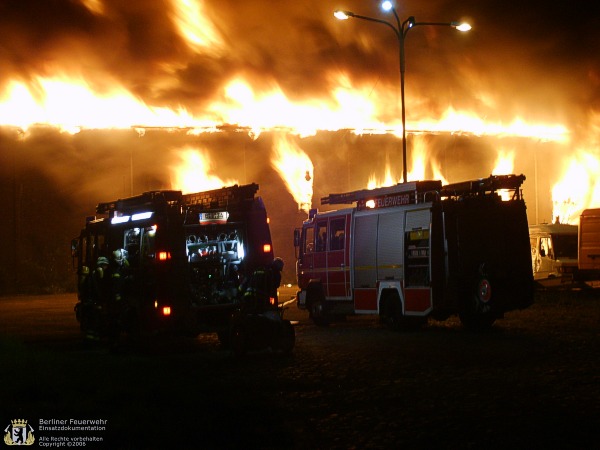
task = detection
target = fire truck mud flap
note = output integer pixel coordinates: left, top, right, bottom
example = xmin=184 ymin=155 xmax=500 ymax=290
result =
xmin=306 ymin=282 xmax=330 ymax=326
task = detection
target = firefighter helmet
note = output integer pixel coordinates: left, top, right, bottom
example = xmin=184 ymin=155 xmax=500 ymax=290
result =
xmin=272 ymin=257 xmax=284 ymax=271
xmin=113 ymin=249 xmax=128 ymax=264
xmin=97 ymin=256 xmax=109 ymax=268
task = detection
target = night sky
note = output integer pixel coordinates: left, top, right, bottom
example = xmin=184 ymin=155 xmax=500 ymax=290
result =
xmin=0 ymin=0 xmax=599 ymax=294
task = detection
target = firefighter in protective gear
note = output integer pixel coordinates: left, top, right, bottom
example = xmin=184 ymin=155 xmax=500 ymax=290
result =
xmin=111 ymin=249 xmax=129 ymax=302
xmin=270 ymin=257 xmax=284 ymax=304
xmin=81 ymin=256 xmax=110 ymax=341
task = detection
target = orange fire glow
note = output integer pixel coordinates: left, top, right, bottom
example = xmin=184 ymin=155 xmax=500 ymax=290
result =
xmin=170 ymin=147 xmax=238 ymax=194
xmin=552 ymin=151 xmax=600 ymax=225
xmin=492 ymin=149 xmax=515 ymax=201
xmin=270 ymin=135 xmax=314 ymax=212
xmin=0 ymin=67 xmax=584 ymax=217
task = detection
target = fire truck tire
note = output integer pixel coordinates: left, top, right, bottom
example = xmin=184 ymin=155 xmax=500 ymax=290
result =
xmin=230 ymin=325 xmax=247 ymax=357
xmin=459 ymin=277 xmax=496 ymax=331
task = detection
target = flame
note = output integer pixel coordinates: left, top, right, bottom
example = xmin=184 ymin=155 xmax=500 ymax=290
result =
xmin=413 ymin=107 xmax=569 ymax=142
xmin=552 ymin=151 xmax=600 ymax=224
xmin=270 ymin=134 xmax=313 ymax=212
xmin=0 ymin=72 xmax=571 ymax=142
xmin=0 ymin=77 xmax=209 ymax=133
xmin=367 ymin=136 xmax=449 ymax=188
xmin=492 ymin=149 xmax=515 ymax=201
xmin=170 ymin=147 xmax=238 ymax=194
xmin=407 ymin=136 xmax=428 ymax=181
xmin=368 ymin=156 xmax=396 ymax=189
xmin=170 ymin=0 xmax=224 ymax=53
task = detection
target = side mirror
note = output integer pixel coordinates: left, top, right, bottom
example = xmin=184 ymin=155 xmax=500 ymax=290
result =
xmin=71 ymin=238 xmax=79 ymax=258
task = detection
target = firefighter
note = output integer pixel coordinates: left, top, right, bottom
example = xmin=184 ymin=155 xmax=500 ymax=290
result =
xmin=271 ymin=257 xmax=284 ymax=303
xmin=82 ymin=256 xmax=111 ymax=341
xmin=107 ymin=249 xmax=130 ymax=339
xmin=111 ymin=249 xmax=129 ymax=302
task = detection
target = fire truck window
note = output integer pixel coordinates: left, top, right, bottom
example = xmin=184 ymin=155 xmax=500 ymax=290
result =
xmin=540 ymin=237 xmax=553 ymax=259
xmin=124 ymin=228 xmax=141 ymax=267
xmin=95 ymin=234 xmax=107 ymax=260
xmin=142 ymin=226 xmax=156 ymax=260
xmin=329 ymin=218 xmax=345 ymax=251
xmin=304 ymin=227 xmax=314 ymax=253
xmin=316 ymin=222 xmax=327 ymax=252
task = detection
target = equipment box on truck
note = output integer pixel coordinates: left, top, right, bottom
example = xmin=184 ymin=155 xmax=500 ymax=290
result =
xmin=294 ymin=174 xmax=534 ymax=330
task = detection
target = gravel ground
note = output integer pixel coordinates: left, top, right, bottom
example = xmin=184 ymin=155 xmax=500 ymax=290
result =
xmin=1 ymin=288 xmax=599 ymax=449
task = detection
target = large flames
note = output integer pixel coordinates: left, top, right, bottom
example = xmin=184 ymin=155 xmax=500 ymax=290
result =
xmin=0 ymin=2 xmax=597 ymax=220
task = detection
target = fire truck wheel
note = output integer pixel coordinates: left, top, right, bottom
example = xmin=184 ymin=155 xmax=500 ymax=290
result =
xmin=230 ymin=325 xmax=247 ymax=358
xmin=310 ymin=299 xmax=330 ymax=327
xmin=459 ymin=278 xmax=496 ymax=331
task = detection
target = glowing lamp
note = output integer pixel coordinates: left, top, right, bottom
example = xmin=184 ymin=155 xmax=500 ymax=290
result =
xmin=452 ymin=22 xmax=472 ymax=32
xmin=162 ymin=306 xmax=171 ymax=316
xmin=381 ymin=1 xmax=393 ymax=12
xmin=333 ymin=10 xmax=353 ymax=20
xmin=263 ymin=244 xmax=272 ymax=253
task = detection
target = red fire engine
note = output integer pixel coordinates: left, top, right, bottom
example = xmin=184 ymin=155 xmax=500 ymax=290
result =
xmin=294 ymin=174 xmax=534 ymax=330
xmin=72 ymin=184 xmax=289 ymax=346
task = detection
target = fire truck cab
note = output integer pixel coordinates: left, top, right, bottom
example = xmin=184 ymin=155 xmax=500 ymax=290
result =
xmin=294 ymin=174 xmax=534 ymax=330
xmin=72 ymin=184 xmax=280 ymax=342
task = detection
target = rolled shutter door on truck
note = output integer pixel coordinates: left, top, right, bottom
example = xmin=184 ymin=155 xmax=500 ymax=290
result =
xmin=353 ymin=214 xmax=378 ymax=288
xmin=404 ymin=208 xmax=433 ymax=315
xmin=377 ymin=210 xmax=404 ymax=281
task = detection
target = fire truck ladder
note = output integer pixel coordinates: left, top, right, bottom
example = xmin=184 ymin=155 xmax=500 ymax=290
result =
xmin=96 ymin=190 xmax=182 ymax=215
xmin=321 ymin=180 xmax=443 ymax=206
xmin=440 ymin=174 xmax=526 ymax=201
xmin=95 ymin=184 xmax=260 ymax=216
xmin=182 ymin=183 xmax=259 ymax=211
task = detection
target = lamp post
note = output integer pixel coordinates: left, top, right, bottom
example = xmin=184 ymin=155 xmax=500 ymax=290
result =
xmin=334 ymin=2 xmax=470 ymax=183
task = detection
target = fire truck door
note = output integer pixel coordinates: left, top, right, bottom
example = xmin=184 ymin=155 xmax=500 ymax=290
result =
xmin=301 ymin=221 xmax=328 ymax=288
xmin=326 ymin=216 xmax=350 ymax=298
xmin=404 ymin=209 xmax=433 ymax=315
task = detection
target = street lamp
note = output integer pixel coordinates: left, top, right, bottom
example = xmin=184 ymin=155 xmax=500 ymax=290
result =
xmin=335 ymin=2 xmax=471 ymax=183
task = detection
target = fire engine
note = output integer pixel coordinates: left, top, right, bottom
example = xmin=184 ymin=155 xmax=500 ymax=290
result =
xmin=72 ymin=183 xmax=292 ymax=348
xmin=294 ymin=174 xmax=534 ymax=330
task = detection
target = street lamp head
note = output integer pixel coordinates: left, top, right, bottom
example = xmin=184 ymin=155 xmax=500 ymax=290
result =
xmin=451 ymin=21 xmax=472 ymax=32
xmin=381 ymin=1 xmax=394 ymax=12
xmin=334 ymin=10 xmax=354 ymax=20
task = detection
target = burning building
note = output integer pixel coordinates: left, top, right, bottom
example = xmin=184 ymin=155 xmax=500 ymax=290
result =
xmin=0 ymin=0 xmax=598 ymax=294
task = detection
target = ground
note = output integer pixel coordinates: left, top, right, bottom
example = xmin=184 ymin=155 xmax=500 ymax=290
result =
xmin=0 ymin=287 xmax=599 ymax=449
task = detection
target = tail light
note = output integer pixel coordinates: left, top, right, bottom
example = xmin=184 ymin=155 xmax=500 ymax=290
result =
xmin=263 ymin=244 xmax=271 ymax=253
xmin=157 ymin=251 xmax=171 ymax=261
xmin=162 ymin=306 xmax=171 ymax=316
